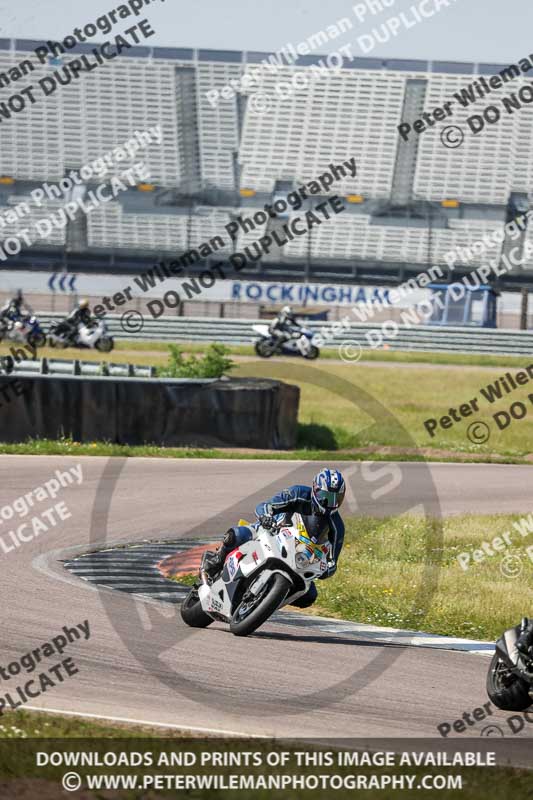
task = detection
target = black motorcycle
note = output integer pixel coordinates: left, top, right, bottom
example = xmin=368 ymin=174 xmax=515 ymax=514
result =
xmin=486 ymin=619 xmax=533 ymax=711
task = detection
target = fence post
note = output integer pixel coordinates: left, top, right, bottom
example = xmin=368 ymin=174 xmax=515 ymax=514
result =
xmin=520 ymin=288 xmax=529 ymax=330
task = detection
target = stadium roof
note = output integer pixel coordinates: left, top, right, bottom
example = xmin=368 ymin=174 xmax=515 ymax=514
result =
xmin=1 ymin=38 xmax=512 ymax=76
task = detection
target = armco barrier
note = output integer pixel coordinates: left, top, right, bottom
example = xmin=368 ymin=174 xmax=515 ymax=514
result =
xmin=0 ymin=374 xmax=299 ymax=449
xmin=2 ymin=357 xmax=155 ymax=378
xmin=35 ymin=313 xmax=533 ymax=356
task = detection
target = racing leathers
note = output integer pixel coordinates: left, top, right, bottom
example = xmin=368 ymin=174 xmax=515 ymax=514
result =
xmin=0 ymin=296 xmax=28 ymax=323
xmin=55 ymin=306 xmax=94 ymax=338
xmin=269 ymin=310 xmax=301 ymax=344
xmin=206 ymin=484 xmax=345 ymax=608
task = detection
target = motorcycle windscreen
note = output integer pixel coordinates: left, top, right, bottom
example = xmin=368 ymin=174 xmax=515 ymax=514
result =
xmin=299 ymin=513 xmax=330 ymax=545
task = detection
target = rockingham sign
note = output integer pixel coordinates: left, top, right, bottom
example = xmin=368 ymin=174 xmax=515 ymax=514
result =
xmin=0 ymin=270 xmax=413 ymax=310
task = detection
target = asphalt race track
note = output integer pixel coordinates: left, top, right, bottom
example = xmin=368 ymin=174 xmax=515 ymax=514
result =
xmin=2 ymin=455 xmax=533 ymax=742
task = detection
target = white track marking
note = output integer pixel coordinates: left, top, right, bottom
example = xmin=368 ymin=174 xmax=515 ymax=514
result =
xmin=276 ymin=612 xmax=494 ymax=656
xmin=22 ymin=706 xmax=269 ymax=738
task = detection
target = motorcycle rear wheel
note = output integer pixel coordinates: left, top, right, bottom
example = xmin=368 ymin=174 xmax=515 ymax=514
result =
xmin=254 ymin=339 xmax=276 ymax=358
xmin=180 ymin=587 xmax=214 ymax=628
xmin=486 ymin=653 xmax=531 ymax=710
xmin=230 ymin=573 xmax=291 ymax=637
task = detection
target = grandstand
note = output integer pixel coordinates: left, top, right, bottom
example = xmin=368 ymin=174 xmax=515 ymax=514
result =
xmin=0 ymin=39 xmax=532 ymax=288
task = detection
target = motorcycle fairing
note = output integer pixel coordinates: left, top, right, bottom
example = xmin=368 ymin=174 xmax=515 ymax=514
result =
xmin=495 ymin=624 xmax=533 ymax=676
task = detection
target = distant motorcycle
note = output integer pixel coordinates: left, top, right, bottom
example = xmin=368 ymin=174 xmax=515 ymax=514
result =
xmin=11 ymin=315 xmax=47 ymax=349
xmin=252 ymin=324 xmax=319 ymax=359
xmin=181 ymin=512 xmax=332 ymax=637
xmin=0 ymin=314 xmax=46 ymax=349
xmin=48 ymin=319 xmax=114 ymax=353
xmin=486 ymin=619 xmax=533 ymax=710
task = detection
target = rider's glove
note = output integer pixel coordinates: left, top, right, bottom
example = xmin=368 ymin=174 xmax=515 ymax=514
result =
xmin=259 ymin=514 xmax=275 ymax=531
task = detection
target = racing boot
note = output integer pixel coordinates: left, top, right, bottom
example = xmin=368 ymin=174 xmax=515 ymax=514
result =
xmin=516 ymin=617 xmax=533 ymax=657
xmin=203 ymin=529 xmax=237 ymax=577
xmin=203 ymin=548 xmax=226 ymax=577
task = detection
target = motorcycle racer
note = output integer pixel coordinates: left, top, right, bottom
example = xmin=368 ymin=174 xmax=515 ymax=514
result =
xmin=269 ymin=305 xmax=301 ymax=346
xmin=54 ymin=299 xmax=95 ymax=340
xmin=0 ymin=289 xmax=30 ymax=323
xmin=204 ymin=468 xmax=346 ymax=608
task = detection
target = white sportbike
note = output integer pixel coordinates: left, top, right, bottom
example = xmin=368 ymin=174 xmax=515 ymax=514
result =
xmin=180 ymin=513 xmax=332 ymax=636
xmin=48 ymin=319 xmax=114 ymax=352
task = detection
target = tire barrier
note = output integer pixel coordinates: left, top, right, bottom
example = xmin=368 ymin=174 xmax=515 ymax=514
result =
xmin=0 ymin=374 xmax=300 ymax=449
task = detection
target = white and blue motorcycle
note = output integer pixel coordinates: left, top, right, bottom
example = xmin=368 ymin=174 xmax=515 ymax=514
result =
xmin=180 ymin=513 xmax=331 ymax=637
xmin=252 ymin=323 xmax=320 ymax=359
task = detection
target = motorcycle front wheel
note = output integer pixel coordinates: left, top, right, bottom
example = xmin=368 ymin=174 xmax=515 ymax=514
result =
xmin=180 ymin=587 xmax=214 ymax=628
xmin=230 ymin=573 xmax=291 ymax=637
xmin=96 ymin=336 xmax=114 ymax=353
xmin=486 ymin=653 xmax=531 ymax=710
xmin=304 ymin=345 xmax=319 ymax=360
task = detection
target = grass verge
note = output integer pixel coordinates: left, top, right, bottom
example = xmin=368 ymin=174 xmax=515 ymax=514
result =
xmin=316 ymin=513 xmax=533 ymax=642
xmin=1 ymin=437 xmax=529 ymax=464
xmin=233 ymin=359 xmax=533 ymax=461
xmin=113 ymin=339 xmax=533 ymax=368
